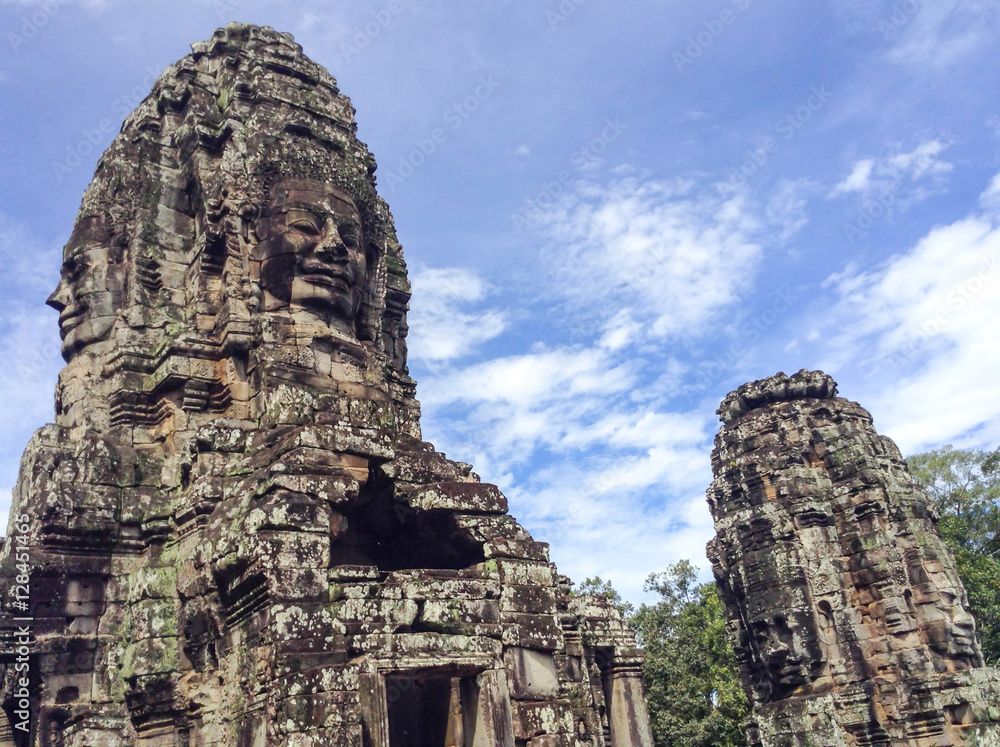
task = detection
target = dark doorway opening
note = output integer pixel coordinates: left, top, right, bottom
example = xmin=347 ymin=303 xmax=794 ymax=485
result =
xmin=329 ymin=471 xmax=486 ymax=571
xmin=386 ymin=675 xmax=462 ymax=747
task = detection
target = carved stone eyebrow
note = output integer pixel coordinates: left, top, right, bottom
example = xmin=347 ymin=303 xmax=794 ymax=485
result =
xmin=265 ymin=204 xmax=326 ymax=217
xmin=63 ymin=255 xmax=89 ymax=277
xmin=285 ymin=208 xmax=324 ymax=223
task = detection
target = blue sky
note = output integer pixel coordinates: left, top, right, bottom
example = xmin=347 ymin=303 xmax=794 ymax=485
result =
xmin=2 ymin=0 xmax=1000 ymax=603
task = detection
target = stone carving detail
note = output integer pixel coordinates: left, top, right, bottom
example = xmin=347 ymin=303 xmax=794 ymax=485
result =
xmin=708 ymin=369 xmax=1000 ymax=747
xmin=0 ymin=24 xmax=653 ymax=746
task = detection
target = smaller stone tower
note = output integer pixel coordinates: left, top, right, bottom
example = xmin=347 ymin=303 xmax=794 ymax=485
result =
xmin=707 ymin=370 xmax=1000 ymax=747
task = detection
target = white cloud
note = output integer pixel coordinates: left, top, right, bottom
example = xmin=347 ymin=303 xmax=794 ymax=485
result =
xmin=412 ymin=173 xmax=775 ymax=601
xmin=407 ymin=267 xmax=506 ymax=363
xmin=887 ymin=139 xmax=952 ymax=179
xmin=421 ymin=346 xmax=638 ymax=468
xmin=423 ymin=352 xmax=717 ymax=601
xmin=515 ymin=477 xmax=717 ymax=602
xmin=598 ymin=309 xmax=643 ymax=351
xmin=831 ymin=139 xmax=952 ymax=199
xmin=821 ymin=174 xmax=1000 ymax=452
xmin=535 ymin=176 xmax=763 ymax=341
xmin=831 ymin=158 xmax=875 ymax=195
xmin=979 ymin=173 xmax=1000 ymax=211
xmin=418 ymin=339 xmax=718 ymax=602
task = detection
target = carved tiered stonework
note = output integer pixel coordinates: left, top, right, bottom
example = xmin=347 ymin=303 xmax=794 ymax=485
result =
xmin=708 ymin=370 xmax=1000 ymax=747
xmin=0 ymin=25 xmax=653 ymax=746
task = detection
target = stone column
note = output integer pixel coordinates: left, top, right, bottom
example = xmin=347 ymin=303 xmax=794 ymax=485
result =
xmin=606 ymin=659 xmax=654 ymax=747
xmin=462 ymin=669 xmax=515 ymax=747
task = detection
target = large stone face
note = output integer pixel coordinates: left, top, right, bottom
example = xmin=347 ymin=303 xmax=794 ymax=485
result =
xmin=708 ymin=370 xmax=1000 ymax=747
xmin=0 ymin=24 xmax=653 ymax=747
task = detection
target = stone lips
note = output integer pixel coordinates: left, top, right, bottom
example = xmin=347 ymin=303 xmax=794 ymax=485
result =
xmin=708 ymin=370 xmax=1000 ymax=746
xmin=0 ymin=23 xmax=653 ymax=746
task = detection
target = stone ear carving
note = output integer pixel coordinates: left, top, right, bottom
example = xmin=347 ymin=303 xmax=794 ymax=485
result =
xmin=237 ymin=202 xmax=260 ymax=242
xmin=110 ymin=231 xmax=129 ymax=263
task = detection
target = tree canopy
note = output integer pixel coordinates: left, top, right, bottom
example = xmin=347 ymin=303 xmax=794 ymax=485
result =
xmin=577 ymin=563 xmax=749 ymax=747
xmin=908 ymin=445 xmax=1000 ymax=665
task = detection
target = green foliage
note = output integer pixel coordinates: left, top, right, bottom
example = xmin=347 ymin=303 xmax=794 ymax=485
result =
xmin=633 ymin=561 xmax=749 ymax=747
xmin=908 ymin=445 xmax=1000 ymax=665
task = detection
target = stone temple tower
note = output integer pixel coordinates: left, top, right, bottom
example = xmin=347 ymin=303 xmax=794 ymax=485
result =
xmin=708 ymin=370 xmax=1000 ymax=747
xmin=0 ymin=24 xmax=653 ymax=746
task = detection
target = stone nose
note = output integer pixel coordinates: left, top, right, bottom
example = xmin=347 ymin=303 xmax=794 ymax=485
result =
xmin=46 ymin=280 xmax=71 ymax=312
xmin=314 ymin=238 xmax=348 ymax=262
xmin=951 ymin=605 xmax=976 ymax=633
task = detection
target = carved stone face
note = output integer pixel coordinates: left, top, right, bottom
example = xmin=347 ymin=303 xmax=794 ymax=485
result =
xmin=909 ymin=570 xmax=979 ymax=661
xmin=738 ymin=538 xmax=826 ymax=701
xmin=46 ymin=221 xmax=125 ymax=361
xmin=749 ymin=607 xmax=825 ymax=699
xmin=255 ymin=180 xmax=366 ymax=326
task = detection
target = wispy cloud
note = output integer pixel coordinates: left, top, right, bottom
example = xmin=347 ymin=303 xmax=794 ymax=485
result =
xmin=820 ymin=173 xmax=1000 ymax=451
xmin=414 ymin=171 xmax=774 ymax=600
xmin=533 ymin=176 xmax=763 ymax=341
xmin=765 ymin=178 xmax=816 ymax=244
xmin=420 ymin=335 xmax=718 ymax=601
xmin=830 ymin=138 xmax=952 ymax=198
xmin=407 ymin=267 xmax=507 ymax=363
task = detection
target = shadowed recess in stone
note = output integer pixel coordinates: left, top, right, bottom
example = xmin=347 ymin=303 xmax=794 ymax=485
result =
xmin=0 ymin=24 xmax=653 ymax=747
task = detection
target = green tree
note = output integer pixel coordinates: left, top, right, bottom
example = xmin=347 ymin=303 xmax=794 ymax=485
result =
xmin=908 ymin=445 xmax=1000 ymax=665
xmin=577 ymin=564 xmax=749 ymax=747
xmin=632 ymin=561 xmax=749 ymax=747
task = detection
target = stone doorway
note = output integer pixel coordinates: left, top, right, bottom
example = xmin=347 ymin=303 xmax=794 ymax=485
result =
xmin=362 ymin=668 xmax=514 ymax=747
xmin=385 ymin=675 xmax=462 ymax=747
